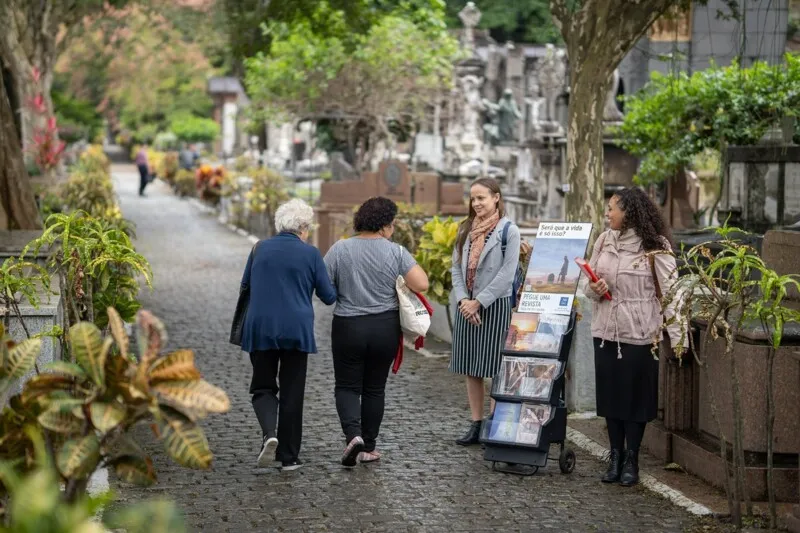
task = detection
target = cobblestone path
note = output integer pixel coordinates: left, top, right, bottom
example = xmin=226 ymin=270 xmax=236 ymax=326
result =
xmin=111 ymin=166 xmax=700 ymax=532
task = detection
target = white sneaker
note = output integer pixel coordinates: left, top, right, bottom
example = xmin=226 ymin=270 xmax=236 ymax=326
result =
xmin=257 ymin=437 xmax=278 ymax=467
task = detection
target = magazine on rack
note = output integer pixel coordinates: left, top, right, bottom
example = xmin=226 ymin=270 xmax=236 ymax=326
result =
xmin=488 ymin=402 xmax=521 ymax=443
xmin=496 ymin=356 xmax=562 ymax=400
xmin=504 ymin=312 xmax=569 ymax=356
xmin=515 ymin=403 xmax=552 ymax=446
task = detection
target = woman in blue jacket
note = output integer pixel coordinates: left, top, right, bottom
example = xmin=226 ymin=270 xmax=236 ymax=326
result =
xmin=239 ymin=199 xmax=336 ymax=471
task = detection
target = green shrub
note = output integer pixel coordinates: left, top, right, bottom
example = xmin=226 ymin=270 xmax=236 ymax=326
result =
xmin=154 ymin=131 xmax=179 ymax=151
xmin=174 ymin=169 xmax=196 ymax=197
xmin=169 ymin=113 xmax=219 ymax=143
xmin=132 ymin=124 xmax=159 ymax=144
xmin=415 ymin=216 xmax=459 ymax=306
xmin=53 ymin=89 xmax=103 ymax=142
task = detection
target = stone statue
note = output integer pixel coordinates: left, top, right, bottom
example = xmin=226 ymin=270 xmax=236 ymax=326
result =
xmin=458 ymin=2 xmax=481 ymax=55
xmin=482 ymin=89 xmax=522 ymax=145
xmin=603 ymin=69 xmax=624 ymax=122
xmin=537 ymin=44 xmax=567 ymax=132
xmin=460 ymin=75 xmax=485 ymax=145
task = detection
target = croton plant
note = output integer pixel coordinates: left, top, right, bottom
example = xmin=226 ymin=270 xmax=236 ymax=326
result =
xmin=0 ymin=307 xmax=230 ymax=503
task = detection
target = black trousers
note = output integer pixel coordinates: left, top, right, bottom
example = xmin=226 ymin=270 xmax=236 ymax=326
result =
xmin=249 ymin=349 xmax=308 ymax=463
xmin=137 ymin=164 xmax=149 ymax=195
xmin=331 ymin=311 xmax=401 ymax=452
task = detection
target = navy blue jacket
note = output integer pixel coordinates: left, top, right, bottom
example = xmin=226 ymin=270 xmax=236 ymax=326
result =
xmin=240 ymin=232 xmax=336 ymax=354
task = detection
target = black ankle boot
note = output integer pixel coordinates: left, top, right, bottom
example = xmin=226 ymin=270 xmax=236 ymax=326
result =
xmin=455 ymin=420 xmax=482 ymax=446
xmin=619 ymin=449 xmax=640 ymax=486
xmin=601 ymin=448 xmax=624 ymax=483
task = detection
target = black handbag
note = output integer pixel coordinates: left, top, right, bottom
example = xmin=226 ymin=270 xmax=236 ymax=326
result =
xmin=229 ymin=242 xmax=259 ymax=346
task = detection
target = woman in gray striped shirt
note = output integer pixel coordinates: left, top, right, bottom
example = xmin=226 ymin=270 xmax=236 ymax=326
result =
xmin=324 ymin=197 xmax=429 ymax=467
xmin=450 ymin=178 xmax=520 ymax=446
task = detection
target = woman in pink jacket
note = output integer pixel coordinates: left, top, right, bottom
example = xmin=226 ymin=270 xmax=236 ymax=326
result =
xmin=586 ymin=187 xmax=684 ymax=487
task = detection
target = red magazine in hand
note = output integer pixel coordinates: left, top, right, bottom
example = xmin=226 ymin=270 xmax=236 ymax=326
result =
xmin=575 ymin=257 xmax=612 ymax=300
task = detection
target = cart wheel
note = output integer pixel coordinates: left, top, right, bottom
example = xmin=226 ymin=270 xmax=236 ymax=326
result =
xmin=559 ymin=448 xmax=576 ymax=474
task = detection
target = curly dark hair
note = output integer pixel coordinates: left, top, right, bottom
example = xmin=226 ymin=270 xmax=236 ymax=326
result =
xmin=353 ymin=196 xmax=398 ymax=233
xmin=613 ymin=187 xmax=672 ymax=251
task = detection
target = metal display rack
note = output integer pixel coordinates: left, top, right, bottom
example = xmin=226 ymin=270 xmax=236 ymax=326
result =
xmin=479 ymin=221 xmax=593 ymax=476
xmin=479 ymin=310 xmax=577 ymax=475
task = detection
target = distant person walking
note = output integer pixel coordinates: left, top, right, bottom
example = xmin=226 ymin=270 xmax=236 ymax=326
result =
xmin=179 ymin=143 xmax=199 ymax=170
xmin=135 ymin=144 xmax=150 ymax=197
xmin=324 ymin=197 xmax=429 ymax=467
xmin=558 ymin=255 xmax=569 ymax=284
xmin=239 ymin=199 xmax=337 ymax=471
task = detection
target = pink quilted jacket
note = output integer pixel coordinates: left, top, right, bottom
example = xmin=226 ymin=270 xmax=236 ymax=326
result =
xmin=583 ymin=229 xmax=685 ymax=354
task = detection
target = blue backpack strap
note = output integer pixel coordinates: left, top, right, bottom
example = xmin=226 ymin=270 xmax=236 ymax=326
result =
xmin=501 ymin=221 xmax=511 ymax=256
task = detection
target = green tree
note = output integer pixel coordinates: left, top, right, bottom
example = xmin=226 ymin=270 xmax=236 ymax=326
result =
xmin=552 ymin=0 xmax=740 ymax=237
xmin=55 ymin=4 xmax=216 ymax=137
xmin=0 ymin=0 xmax=135 ymax=148
xmin=616 ymin=55 xmax=800 ymax=220
xmin=222 ymin=0 xmax=430 ymax=75
xmin=244 ymin=3 xmax=461 ymax=169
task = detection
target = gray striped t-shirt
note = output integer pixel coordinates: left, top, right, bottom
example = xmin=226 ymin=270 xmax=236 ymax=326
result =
xmin=323 ymin=237 xmax=417 ymax=317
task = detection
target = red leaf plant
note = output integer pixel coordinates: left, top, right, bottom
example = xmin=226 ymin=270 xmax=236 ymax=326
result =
xmin=25 ymin=66 xmax=65 ymax=173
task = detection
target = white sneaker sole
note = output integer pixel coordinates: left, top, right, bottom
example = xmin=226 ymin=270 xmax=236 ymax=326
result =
xmin=280 ymin=463 xmax=303 ymax=471
xmin=257 ymin=438 xmax=278 ymax=467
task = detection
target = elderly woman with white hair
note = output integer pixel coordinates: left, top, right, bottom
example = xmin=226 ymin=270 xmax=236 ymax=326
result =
xmin=239 ymin=198 xmax=336 ymax=472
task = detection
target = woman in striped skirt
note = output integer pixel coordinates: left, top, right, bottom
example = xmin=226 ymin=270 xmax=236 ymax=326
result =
xmin=449 ymin=178 xmax=520 ymax=446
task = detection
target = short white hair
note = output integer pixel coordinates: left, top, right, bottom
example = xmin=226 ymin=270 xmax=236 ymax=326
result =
xmin=275 ymin=199 xmax=314 ymax=234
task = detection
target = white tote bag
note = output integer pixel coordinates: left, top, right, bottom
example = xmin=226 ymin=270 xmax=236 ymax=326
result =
xmin=396 ymin=275 xmax=431 ymax=338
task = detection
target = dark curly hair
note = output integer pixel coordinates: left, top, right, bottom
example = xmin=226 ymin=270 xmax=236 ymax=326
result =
xmin=613 ymin=187 xmax=672 ymax=252
xmin=353 ymin=196 xmax=398 ymax=233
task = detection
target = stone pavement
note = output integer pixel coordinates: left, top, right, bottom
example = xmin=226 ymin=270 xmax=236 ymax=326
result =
xmin=110 ymin=165 xmax=703 ymax=532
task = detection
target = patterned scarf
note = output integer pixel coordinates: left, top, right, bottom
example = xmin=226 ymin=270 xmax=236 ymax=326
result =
xmin=466 ymin=211 xmax=500 ymax=291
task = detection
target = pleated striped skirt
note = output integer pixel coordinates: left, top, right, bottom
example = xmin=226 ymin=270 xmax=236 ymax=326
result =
xmin=449 ymin=297 xmax=512 ymax=378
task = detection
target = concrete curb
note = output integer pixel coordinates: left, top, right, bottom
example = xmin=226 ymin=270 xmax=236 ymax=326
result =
xmin=403 ymin=338 xmax=450 ymax=359
xmin=565 ymin=426 xmax=713 ymax=517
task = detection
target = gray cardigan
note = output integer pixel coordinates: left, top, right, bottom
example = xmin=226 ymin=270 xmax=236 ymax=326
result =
xmin=451 ymin=217 xmax=520 ymax=309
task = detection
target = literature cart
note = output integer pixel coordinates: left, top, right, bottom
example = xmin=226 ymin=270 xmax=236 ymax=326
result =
xmin=479 ymin=222 xmax=593 ymax=476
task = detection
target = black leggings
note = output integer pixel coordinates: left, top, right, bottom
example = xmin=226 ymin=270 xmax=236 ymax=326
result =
xmin=606 ymin=418 xmax=647 ymax=452
xmin=331 ymin=310 xmax=401 ymax=452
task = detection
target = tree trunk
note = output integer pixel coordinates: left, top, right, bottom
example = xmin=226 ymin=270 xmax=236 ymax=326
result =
xmin=0 ymin=0 xmax=60 ymax=152
xmin=551 ymin=0 xmax=678 ymax=241
xmin=0 ymin=76 xmax=43 ymax=230
xmin=564 ymin=74 xmax=608 ymax=233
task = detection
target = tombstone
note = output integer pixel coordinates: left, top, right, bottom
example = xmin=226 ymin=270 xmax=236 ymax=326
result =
xmin=482 ymin=89 xmax=522 ymax=145
xmin=208 ymin=77 xmax=249 ymax=157
xmin=376 ymin=160 xmax=411 ymax=204
xmin=330 ymin=152 xmax=358 ymax=181
xmin=459 ymin=74 xmax=486 ymax=153
xmin=722 ymin=144 xmax=800 ymax=232
xmin=458 ymin=2 xmax=481 ymax=56
xmin=603 ymin=69 xmax=624 ymax=123
xmin=537 ymin=44 xmax=567 ymax=135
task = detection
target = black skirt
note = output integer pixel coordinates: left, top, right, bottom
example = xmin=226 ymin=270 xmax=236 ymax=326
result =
xmin=593 ymin=338 xmax=659 ymax=422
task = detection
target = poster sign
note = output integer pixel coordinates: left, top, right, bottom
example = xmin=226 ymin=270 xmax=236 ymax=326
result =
xmin=517 ymin=222 xmax=593 ymax=315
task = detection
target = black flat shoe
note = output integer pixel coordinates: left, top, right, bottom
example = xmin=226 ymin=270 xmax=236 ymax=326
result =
xmin=619 ymin=449 xmax=640 ymax=486
xmin=601 ymin=448 xmax=624 ymax=483
xmin=455 ymin=420 xmax=482 ymax=446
